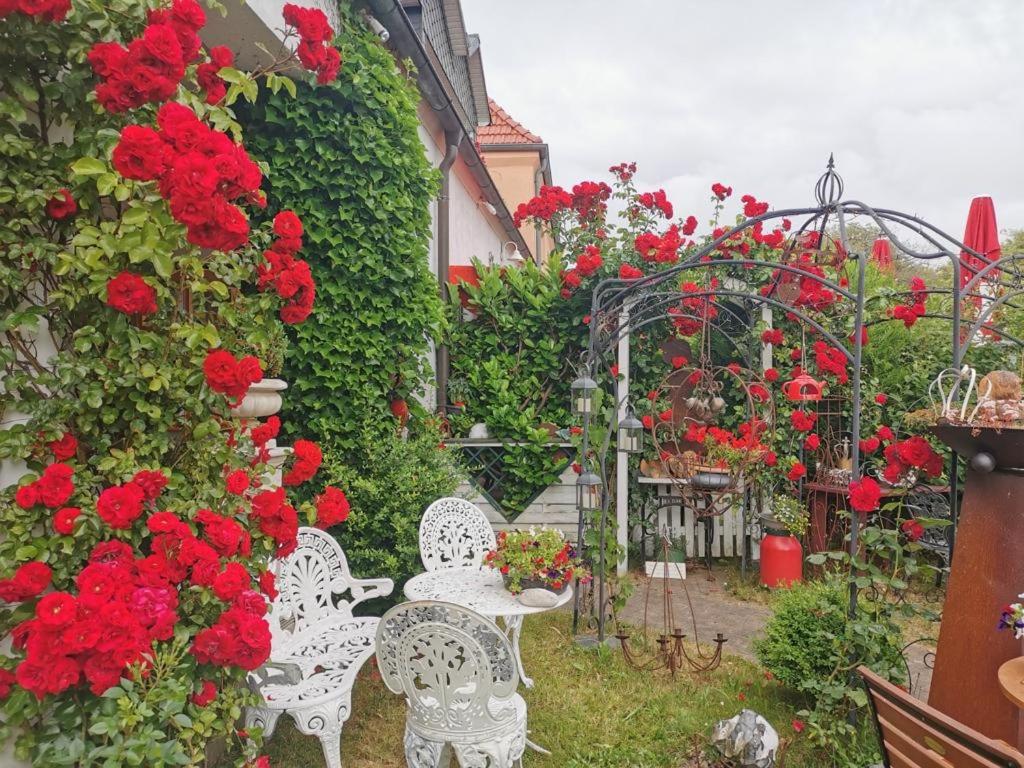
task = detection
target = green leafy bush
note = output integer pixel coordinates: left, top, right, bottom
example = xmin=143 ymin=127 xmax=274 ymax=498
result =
xmin=242 ymin=8 xmax=443 ymax=460
xmin=320 ymin=426 xmax=463 ymax=593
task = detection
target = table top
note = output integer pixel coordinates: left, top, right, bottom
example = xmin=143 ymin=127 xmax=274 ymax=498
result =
xmin=998 ymin=657 xmax=1024 ymax=709
xmin=403 ymin=565 xmax=574 ymax=618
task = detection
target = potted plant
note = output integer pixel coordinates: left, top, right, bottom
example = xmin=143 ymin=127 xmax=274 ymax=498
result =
xmin=485 ymin=527 xmax=590 ymax=594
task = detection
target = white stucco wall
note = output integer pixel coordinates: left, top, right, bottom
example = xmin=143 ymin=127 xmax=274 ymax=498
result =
xmin=200 ymin=0 xmax=339 ymax=69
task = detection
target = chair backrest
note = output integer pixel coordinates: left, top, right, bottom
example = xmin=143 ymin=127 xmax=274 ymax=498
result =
xmin=375 ymin=601 xmax=519 ymax=738
xmin=418 ymin=497 xmax=496 ymax=571
xmin=858 ymin=666 xmax=1024 ymax=768
xmin=270 ymin=527 xmax=359 ymax=638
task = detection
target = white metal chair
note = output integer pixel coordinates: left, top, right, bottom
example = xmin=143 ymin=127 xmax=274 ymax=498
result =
xmin=246 ymin=527 xmax=395 ymax=768
xmin=375 ymin=601 xmax=527 ymax=768
xmin=418 ymin=497 xmax=497 ymax=571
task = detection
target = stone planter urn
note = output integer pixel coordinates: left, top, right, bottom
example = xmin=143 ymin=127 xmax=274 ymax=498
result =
xmin=231 ymin=378 xmax=287 ymax=421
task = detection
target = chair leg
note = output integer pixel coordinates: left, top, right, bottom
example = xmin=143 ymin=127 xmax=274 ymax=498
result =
xmin=317 ymin=729 xmax=342 ymax=768
xmin=244 ymin=708 xmax=282 ymax=739
xmin=404 ymin=727 xmax=447 ymax=768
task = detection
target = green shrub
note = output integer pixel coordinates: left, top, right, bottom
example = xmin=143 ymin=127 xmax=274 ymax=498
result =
xmin=755 ymin=579 xmax=848 ymax=691
xmin=321 ymin=425 xmax=463 ymax=593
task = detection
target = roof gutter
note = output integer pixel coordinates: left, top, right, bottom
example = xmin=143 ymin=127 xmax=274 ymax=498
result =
xmin=363 ymin=0 xmax=530 ymax=256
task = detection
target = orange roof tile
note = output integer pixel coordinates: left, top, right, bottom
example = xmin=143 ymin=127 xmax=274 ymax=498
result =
xmin=478 ymin=99 xmax=543 ymax=145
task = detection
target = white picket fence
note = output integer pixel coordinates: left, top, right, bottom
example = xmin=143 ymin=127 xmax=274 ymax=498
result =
xmin=637 ymin=478 xmax=760 ymax=561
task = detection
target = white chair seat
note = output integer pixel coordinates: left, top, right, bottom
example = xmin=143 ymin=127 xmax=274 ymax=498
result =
xmin=257 ymin=616 xmax=380 ymax=710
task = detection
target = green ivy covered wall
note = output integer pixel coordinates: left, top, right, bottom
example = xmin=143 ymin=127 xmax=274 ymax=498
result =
xmin=242 ymin=6 xmax=443 ymax=458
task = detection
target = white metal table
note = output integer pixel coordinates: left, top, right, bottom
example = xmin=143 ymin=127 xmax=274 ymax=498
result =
xmin=403 ymin=565 xmax=573 ymax=689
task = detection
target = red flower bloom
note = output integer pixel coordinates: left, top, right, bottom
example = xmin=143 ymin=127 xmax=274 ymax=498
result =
xmin=45 ymin=188 xmax=76 ymax=220
xmin=213 ymin=562 xmax=251 ymax=602
xmin=761 ymin=328 xmax=784 ymax=345
xmin=273 ymin=210 xmax=304 ymax=238
xmin=14 ymin=484 xmax=39 ymax=510
xmin=787 ymin=461 xmax=807 ymax=482
xmin=858 ymin=437 xmax=880 ymax=455
xmin=618 ymin=263 xmax=643 ymax=280
xmin=790 ymin=410 xmax=817 ymax=432
xmin=48 ymin=432 xmax=77 ymax=461
xmin=876 ymin=425 xmax=894 ymax=442
xmin=641 ymin=414 xmax=654 ymax=430
xmin=36 ymin=463 xmax=74 ymax=507
xmin=204 ymin=349 xmax=263 ymax=403
xmin=192 ymin=680 xmax=218 ymax=707
xmin=0 ymin=561 xmax=52 ymax=603
xmin=875 ymin=393 xmax=888 ymax=405
xmin=764 ymin=367 xmax=780 ymax=382
xmin=96 ymin=482 xmax=146 ymax=529
xmin=315 ymin=486 xmax=351 ymax=528
xmin=792 ymin=719 xmax=805 ymax=733
xmin=849 ymin=477 xmax=882 ymax=513
xmin=283 ymin=439 xmax=322 ymax=486
xmin=53 ymin=506 xmax=81 ymax=535
xmin=112 ymin=125 xmax=169 ymax=180
xmin=711 ymin=182 xmax=732 ymax=201
xmin=225 ymin=469 xmax=250 ymax=496
xmin=132 ymin=469 xmax=168 ymax=501
xmin=901 ymin=518 xmax=925 ymax=542
xmin=804 ymin=434 xmax=821 ymax=450
xmin=250 ymin=415 xmax=281 ymax=448
xmin=106 ymin=272 xmax=158 ymax=316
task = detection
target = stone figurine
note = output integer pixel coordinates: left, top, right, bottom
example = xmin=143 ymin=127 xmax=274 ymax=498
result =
xmin=710 ymin=709 xmax=779 ymax=768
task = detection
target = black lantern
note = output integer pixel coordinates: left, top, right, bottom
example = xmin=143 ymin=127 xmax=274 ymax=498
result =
xmin=576 ymin=471 xmax=602 ymax=513
xmin=618 ymin=408 xmax=643 ymax=454
xmin=571 ymin=374 xmax=598 ymax=416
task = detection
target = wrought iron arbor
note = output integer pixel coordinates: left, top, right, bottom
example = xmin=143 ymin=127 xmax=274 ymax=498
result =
xmin=572 ymin=158 xmax=1024 ymax=640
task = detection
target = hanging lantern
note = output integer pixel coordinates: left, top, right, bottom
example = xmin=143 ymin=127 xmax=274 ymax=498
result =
xmin=618 ymin=408 xmax=643 ymax=454
xmin=571 ymin=374 xmax=598 ymax=415
xmin=782 ymin=372 xmax=825 ymax=402
xmin=577 ymin=471 xmax=602 ymax=513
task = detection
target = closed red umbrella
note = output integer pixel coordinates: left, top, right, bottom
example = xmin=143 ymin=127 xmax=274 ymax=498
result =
xmin=871 ymin=238 xmax=893 ymax=271
xmin=960 ymin=196 xmax=1001 ymax=300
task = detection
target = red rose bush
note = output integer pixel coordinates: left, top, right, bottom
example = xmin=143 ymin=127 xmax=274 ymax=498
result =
xmin=0 ymin=2 xmax=347 ymax=766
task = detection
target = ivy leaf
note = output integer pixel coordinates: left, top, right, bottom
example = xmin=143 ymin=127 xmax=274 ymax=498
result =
xmin=152 ymin=250 xmax=173 ymax=279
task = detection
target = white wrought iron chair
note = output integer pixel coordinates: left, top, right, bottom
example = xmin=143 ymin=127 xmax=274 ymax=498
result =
xmin=418 ymin=497 xmax=497 ymax=571
xmin=375 ymin=601 xmax=527 ymax=768
xmin=246 ymin=527 xmax=395 ymax=768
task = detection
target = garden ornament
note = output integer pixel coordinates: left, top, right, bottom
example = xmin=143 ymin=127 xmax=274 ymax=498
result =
xmin=710 ymin=709 xmax=778 ymax=768
xmin=929 ymin=365 xmax=985 ymax=422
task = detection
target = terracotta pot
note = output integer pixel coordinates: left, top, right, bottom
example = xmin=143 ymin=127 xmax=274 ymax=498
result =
xmin=231 ymin=378 xmax=287 ymax=420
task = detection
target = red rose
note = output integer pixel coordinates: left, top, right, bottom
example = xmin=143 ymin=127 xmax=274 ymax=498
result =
xmin=36 ymin=463 xmax=74 ymax=507
xmin=671 ymin=355 xmax=687 ymax=369
xmin=273 ymin=210 xmax=304 ymax=238
xmin=790 ymin=410 xmax=816 ymax=432
xmin=96 ymin=482 xmax=146 ymax=529
xmin=761 ymin=328 xmax=784 ymax=345
xmin=875 ymin=393 xmax=888 ymax=405
xmin=658 ymin=408 xmax=673 ymax=422
xmin=132 ymin=469 xmax=168 ymax=501
xmin=36 ymin=592 xmax=77 ymax=628
xmin=876 ymin=425 xmax=894 ymax=442
xmin=213 ymin=562 xmax=251 ymax=602
xmin=48 ymin=432 xmax=78 ymax=461
xmin=106 ymin=272 xmax=158 ymax=316
xmin=787 ymin=462 xmax=807 ymax=482
xmin=0 ymin=561 xmax=52 ymax=603
xmin=282 ymin=439 xmax=322 ymax=486
xmin=250 ymin=415 xmax=280 ymax=448
xmin=764 ymin=367 xmax=780 ymax=382
xmin=792 ymin=719 xmax=805 ymax=734
xmin=849 ymin=477 xmax=882 ymax=513
xmin=192 ymin=680 xmax=217 ymax=707
xmin=113 ymin=125 xmax=169 ymax=181
xmin=641 ymin=414 xmax=654 ymax=430
xmin=53 ymin=506 xmax=81 ymax=535
xmin=225 ymin=470 xmax=250 ymax=496
xmin=901 ymin=518 xmax=925 ymax=542
xmin=619 ymin=263 xmax=643 ymax=280
xmin=315 ymin=486 xmax=350 ymax=528
xmin=858 ymin=437 xmax=880 ymax=455
xmin=258 ymin=570 xmax=278 ymax=601
xmin=45 ymin=188 xmax=76 ymax=220
xmin=804 ymin=434 xmax=821 ymax=450
xmin=711 ymin=182 xmax=732 ymax=201
xmin=14 ymin=484 xmax=39 ymax=510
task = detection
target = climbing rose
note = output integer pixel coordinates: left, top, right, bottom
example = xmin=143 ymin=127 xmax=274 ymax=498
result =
xmin=112 ymin=125 xmax=169 ymax=180
xmin=212 ymin=562 xmax=251 ymax=601
xmin=192 ymin=680 xmax=217 ymax=706
xmin=761 ymin=328 xmax=784 ymax=345
xmin=36 ymin=463 xmax=74 ymax=507
xmin=804 ymin=434 xmax=821 ymax=450
xmin=96 ymin=482 xmax=146 ymax=529
xmin=196 ymin=45 xmax=233 ymax=104
xmin=711 ymin=182 xmax=732 ymax=200
xmin=14 ymin=484 xmax=38 ymax=509
xmin=901 ymin=518 xmax=925 ymax=542
xmin=848 ymin=477 xmax=882 ymax=513
xmin=790 ymin=410 xmax=816 ymax=432
xmin=273 ymin=210 xmax=303 ymax=238
xmin=45 ymin=189 xmax=76 ymax=219
xmin=225 ymin=469 xmax=250 ymax=496
xmin=132 ymin=469 xmax=169 ymax=501
xmin=0 ymin=561 xmax=52 ymax=603
xmin=48 ymin=432 xmax=77 ymax=461
xmin=315 ymin=486 xmax=350 ymax=528
xmin=2 ymin=0 xmax=71 ymax=21
xmin=106 ymin=272 xmax=158 ymax=316
xmin=764 ymin=367 xmax=780 ymax=382
xmin=53 ymin=506 xmax=81 ymax=535
xmin=619 ymin=263 xmax=643 ymax=280
xmin=282 ymin=439 xmax=322 ymax=486
xmin=786 ymin=462 xmax=806 ymax=482
xmin=204 ymin=349 xmax=263 ymax=403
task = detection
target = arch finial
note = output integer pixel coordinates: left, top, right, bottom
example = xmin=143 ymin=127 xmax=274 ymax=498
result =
xmin=815 ymin=154 xmax=844 ymax=206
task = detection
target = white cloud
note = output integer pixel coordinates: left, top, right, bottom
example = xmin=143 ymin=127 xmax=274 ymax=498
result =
xmin=462 ymin=0 xmax=1024 ymax=244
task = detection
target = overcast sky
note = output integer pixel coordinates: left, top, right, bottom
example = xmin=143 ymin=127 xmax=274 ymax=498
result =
xmin=461 ymin=0 xmax=1024 ymax=244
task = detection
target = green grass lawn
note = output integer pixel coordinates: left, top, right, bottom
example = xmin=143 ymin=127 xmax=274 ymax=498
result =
xmin=260 ymin=612 xmax=837 ymax=767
